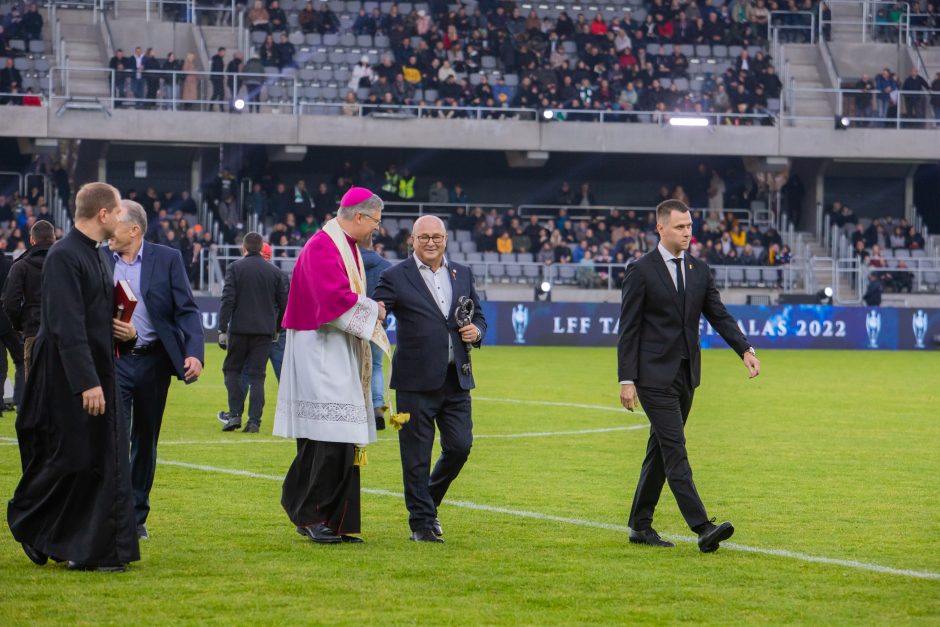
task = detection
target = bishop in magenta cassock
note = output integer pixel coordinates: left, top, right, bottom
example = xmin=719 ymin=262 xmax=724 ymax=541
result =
xmin=273 ymin=188 xmax=389 ymax=544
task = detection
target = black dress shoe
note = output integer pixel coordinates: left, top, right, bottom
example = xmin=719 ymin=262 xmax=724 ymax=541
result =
xmin=137 ymin=523 xmax=149 ymax=540
xmin=374 ymin=409 xmax=385 ymax=431
xmin=410 ymin=528 xmax=444 ymax=543
xmin=300 ymin=523 xmax=342 ymax=544
xmin=21 ymin=543 xmax=47 ymax=565
xmin=341 ymin=535 xmax=364 ymax=543
xmin=242 ymin=422 xmax=260 ymax=433
xmin=431 ymin=517 xmax=443 ymax=537
xmin=67 ymin=562 xmax=127 ymax=573
xmin=698 ymin=521 xmax=735 ymax=553
xmin=629 ymin=528 xmax=675 ymax=548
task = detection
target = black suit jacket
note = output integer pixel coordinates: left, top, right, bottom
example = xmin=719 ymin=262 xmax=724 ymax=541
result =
xmin=219 ymin=253 xmax=288 ymax=336
xmin=108 ymin=242 xmax=205 ymax=381
xmin=373 ymin=256 xmax=486 ymax=392
xmin=617 ymin=250 xmax=749 ymax=389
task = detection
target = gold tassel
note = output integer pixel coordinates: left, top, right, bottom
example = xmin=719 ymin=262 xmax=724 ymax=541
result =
xmin=354 ymin=447 xmax=368 ymax=466
xmin=389 ymin=412 xmax=411 ymax=431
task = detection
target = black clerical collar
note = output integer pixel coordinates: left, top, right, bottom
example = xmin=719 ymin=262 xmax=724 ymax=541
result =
xmin=70 ymin=227 xmax=102 ymax=249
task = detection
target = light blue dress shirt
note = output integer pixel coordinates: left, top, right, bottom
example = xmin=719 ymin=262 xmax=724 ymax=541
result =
xmin=113 ymin=240 xmax=156 ymax=347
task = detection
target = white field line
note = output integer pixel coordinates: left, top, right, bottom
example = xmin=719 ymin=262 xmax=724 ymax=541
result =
xmin=158 ymin=459 xmax=940 ymax=582
xmin=473 ymin=396 xmax=642 ymax=416
xmin=0 ymin=425 xmax=649 ymax=448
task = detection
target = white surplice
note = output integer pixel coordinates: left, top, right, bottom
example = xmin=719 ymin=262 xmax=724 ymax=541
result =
xmin=272 ymin=294 xmax=379 ymax=445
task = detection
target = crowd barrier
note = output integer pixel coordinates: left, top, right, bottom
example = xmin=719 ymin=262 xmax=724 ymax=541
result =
xmin=192 ymin=298 xmax=938 ymax=351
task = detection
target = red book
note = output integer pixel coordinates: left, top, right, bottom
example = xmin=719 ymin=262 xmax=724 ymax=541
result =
xmin=114 ymin=279 xmax=138 ymax=323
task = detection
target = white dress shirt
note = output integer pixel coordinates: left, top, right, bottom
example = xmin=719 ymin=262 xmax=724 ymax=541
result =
xmin=620 ymin=243 xmax=687 ymax=386
xmin=414 ymin=253 xmax=454 ymax=363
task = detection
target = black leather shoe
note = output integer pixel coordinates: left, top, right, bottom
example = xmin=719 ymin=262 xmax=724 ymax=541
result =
xmin=698 ymin=521 xmax=735 ymax=553
xmin=67 ymin=562 xmax=127 ymax=573
xmin=374 ymin=408 xmax=386 ymax=431
xmin=137 ymin=524 xmax=149 ymax=540
xmin=341 ymin=535 xmax=364 ymax=543
xmin=431 ymin=517 xmax=443 ymax=537
xmin=629 ymin=528 xmax=675 ymax=548
xmin=242 ymin=422 xmax=260 ymax=433
xmin=300 ymin=523 xmax=342 ymax=544
xmin=221 ymin=414 xmax=242 ymax=432
xmin=410 ymin=528 xmax=444 ymax=543
xmin=21 ymin=543 xmax=47 ymax=565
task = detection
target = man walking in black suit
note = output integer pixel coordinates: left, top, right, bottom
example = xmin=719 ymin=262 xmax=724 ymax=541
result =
xmin=617 ymin=200 xmax=760 ymax=553
xmin=109 ymin=200 xmax=205 ymax=540
xmin=218 ymin=232 xmax=288 ymax=433
xmin=373 ymin=215 xmax=486 ymax=543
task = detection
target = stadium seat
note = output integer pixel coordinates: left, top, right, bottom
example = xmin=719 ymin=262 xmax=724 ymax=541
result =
xmin=517 ymin=253 xmax=534 ymax=263
xmin=499 ymin=253 xmax=515 ymax=263
xmin=761 ymin=268 xmax=780 ymax=285
xmin=465 ymin=252 xmax=483 ymax=262
xmin=506 ymin=264 xmax=523 ymax=280
xmin=483 ymin=252 xmax=499 ymax=262
xmin=455 ymin=230 xmax=472 ymax=242
xmin=745 ymin=268 xmax=762 ymax=286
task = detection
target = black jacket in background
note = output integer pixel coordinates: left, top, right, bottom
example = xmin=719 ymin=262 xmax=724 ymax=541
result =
xmin=219 ymin=253 xmax=288 ymax=336
xmin=1 ymin=243 xmax=51 ymax=337
xmin=0 ymin=254 xmax=13 ymax=335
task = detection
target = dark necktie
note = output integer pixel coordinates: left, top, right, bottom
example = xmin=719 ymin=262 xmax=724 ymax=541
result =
xmin=671 ymin=257 xmax=685 ymax=302
xmin=672 ymin=258 xmax=689 ymax=359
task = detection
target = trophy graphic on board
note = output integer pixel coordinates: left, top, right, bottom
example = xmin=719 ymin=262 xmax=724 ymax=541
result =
xmin=511 ymin=304 xmax=529 ymax=344
xmin=865 ymin=310 xmax=881 ymax=349
xmin=912 ymin=310 xmax=928 ymax=349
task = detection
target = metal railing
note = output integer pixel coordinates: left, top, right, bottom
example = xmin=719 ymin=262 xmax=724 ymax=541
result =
xmin=786 ymin=85 xmax=939 ymax=128
xmin=516 ymin=205 xmax=757 ymax=227
xmin=48 ymin=0 xmax=244 ymax=29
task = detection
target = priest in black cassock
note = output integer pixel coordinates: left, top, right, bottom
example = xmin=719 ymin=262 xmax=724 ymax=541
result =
xmin=7 ymin=182 xmax=141 ymax=572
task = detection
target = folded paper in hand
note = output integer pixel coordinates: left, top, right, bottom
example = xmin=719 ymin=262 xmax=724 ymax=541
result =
xmin=114 ymin=279 xmax=138 ymax=323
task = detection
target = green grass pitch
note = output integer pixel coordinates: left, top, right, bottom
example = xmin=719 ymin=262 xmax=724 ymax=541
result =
xmin=0 ymin=346 xmax=938 ymax=624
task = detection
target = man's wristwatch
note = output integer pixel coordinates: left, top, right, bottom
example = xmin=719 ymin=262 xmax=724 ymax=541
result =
xmin=744 ymin=346 xmax=757 ymax=357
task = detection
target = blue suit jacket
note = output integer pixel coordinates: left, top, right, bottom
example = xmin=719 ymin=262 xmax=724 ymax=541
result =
xmin=373 ymin=255 xmax=486 ymax=392
xmin=108 ymin=242 xmax=205 ymax=381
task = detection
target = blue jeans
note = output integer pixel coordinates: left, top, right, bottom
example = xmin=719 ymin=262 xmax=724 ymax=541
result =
xmin=370 ymin=341 xmax=385 ymax=410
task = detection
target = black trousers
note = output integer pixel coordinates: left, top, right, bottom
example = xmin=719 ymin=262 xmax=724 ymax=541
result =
xmin=0 ymin=330 xmax=25 ymax=406
xmin=222 ymin=333 xmax=271 ymax=424
xmin=116 ymin=346 xmax=173 ymax=526
xmin=396 ymin=365 xmax=473 ymax=532
xmin=281 ymin=439 xmax=360 ymax=534
xmin=629 ymin=359 xmax=710 ymax=532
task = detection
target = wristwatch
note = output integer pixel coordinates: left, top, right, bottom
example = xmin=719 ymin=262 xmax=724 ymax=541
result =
xmin=744 ymin=346 xmax=757 ymax=357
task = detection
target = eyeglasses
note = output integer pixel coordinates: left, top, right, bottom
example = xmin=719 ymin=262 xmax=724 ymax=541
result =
xmin=359 ymin=213 xmax=381 ymax=226
xmin=415 ymin=234 xmax=446 ymax=244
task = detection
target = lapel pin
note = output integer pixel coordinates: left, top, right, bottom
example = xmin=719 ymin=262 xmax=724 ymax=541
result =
xmin=688 ymin=263 xmax=692 ymax=270
xmin=451 ymin=268 xmax=457 ymax=281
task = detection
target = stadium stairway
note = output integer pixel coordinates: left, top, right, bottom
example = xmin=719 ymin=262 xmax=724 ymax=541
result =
xmin=920 ymin=47 xmax=940 ymax=76
xmin=782 ymin=44 xmax=833 ymax=126
xmin=830 ymin=0 xmax=865 ymax=43
xmin=57 ymin=8 xmax=111 ymax=103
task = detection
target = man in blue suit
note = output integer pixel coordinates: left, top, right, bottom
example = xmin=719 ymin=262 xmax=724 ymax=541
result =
xmin=373 ymin=215 xmax=486 ymax=543
xmin=109 ymin=199 xmax=205 ymax=540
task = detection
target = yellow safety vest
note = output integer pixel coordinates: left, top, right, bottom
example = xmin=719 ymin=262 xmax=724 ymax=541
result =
xmin=382 ymin=171 xmax=399 ymax=193
xmin=398 ymin=176 xmax=415 ymax=199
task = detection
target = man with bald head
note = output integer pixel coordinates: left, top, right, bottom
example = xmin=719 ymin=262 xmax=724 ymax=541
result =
xmin=373 ymin=214 xmax=486 ymax=543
